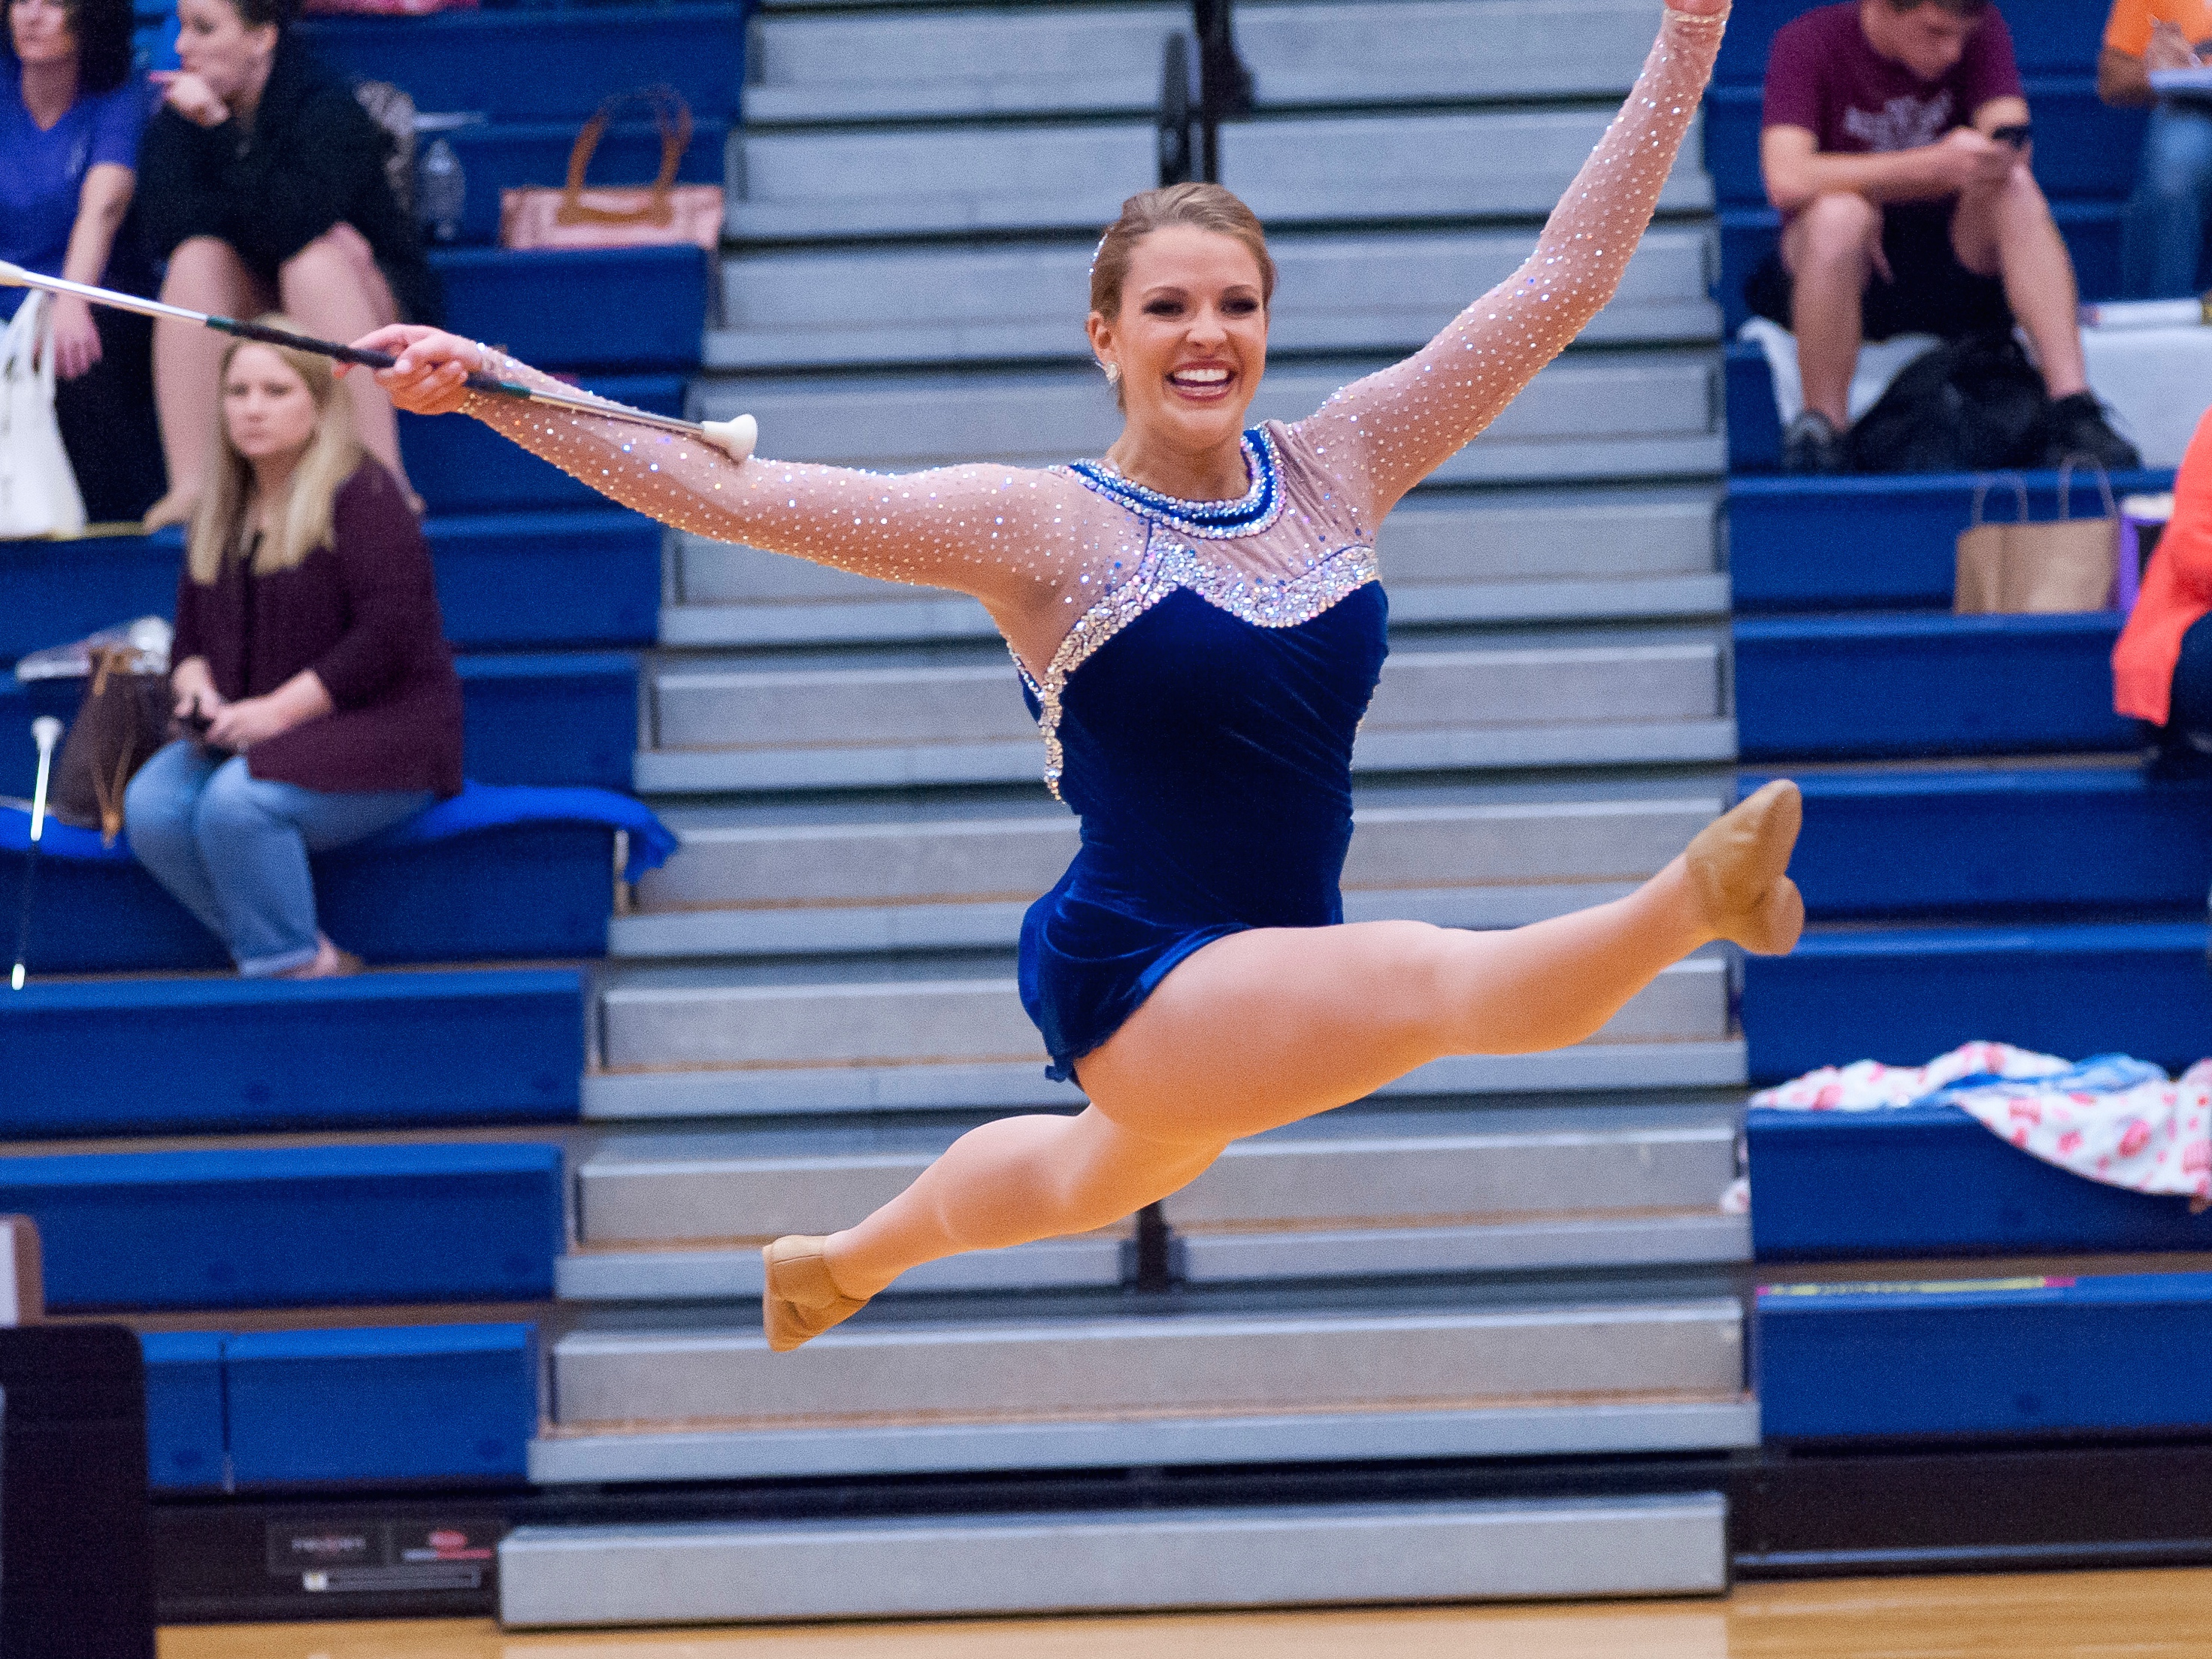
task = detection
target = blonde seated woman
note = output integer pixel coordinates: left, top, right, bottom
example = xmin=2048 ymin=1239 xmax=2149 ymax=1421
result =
xmin=124 ymin=324 xmax=463 ymax=979
xmin=359 ymin=0 xmax=1791 ymax=1351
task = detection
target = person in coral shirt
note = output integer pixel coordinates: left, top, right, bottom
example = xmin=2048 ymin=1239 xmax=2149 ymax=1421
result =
xmin=2101 ymin=0 xmax=2212 ymax=295
xmin=2114 ymin=404 xmax=2212 ymax=770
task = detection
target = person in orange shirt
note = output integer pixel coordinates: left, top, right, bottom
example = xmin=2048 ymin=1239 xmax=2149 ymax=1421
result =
xmin=2101 ymin=0 xmax=2212 ymax=295
xmin=2114 ymin=404 xmax=2212 ymax=773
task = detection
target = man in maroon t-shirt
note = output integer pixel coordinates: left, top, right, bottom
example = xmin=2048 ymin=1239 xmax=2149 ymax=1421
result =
xmin=1753 ymin=0 xmax=2136 ymax=472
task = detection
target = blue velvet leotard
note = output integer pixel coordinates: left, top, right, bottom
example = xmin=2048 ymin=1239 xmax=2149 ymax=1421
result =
xmin=1015 ymin=427 xmax=1388 ymax=1080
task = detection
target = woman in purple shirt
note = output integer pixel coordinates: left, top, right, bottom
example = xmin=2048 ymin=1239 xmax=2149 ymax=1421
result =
xmin=2 ymin=0 xmax=162 ymax=521
xmin=123 ymin=323 xmax=462 ymax=978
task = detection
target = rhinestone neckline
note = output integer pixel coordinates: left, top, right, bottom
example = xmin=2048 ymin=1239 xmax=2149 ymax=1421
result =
xmin=1064 ymin=428 xmax=1285 ymax=540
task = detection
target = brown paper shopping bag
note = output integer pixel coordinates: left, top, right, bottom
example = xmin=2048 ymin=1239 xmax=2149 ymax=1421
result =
xmin=1955 ymin=462 xmax=2117 ymax=614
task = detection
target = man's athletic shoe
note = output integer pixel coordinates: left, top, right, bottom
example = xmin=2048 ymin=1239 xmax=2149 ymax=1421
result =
xmin=1781 ymin=409 xmax=1848 ymax=474
xmin=2042 ymin=392 xmax=2141 ymax=471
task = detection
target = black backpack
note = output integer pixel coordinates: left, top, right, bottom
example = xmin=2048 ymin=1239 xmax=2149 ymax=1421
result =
xmin=1846 ymin=330 xmax=2052 ymax=474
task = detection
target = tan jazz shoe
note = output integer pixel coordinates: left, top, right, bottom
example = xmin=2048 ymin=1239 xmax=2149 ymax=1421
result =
xmin=1684 ymin=779 xmax=1805 ymax=956
xmin=762 ymin=1234 xmax=870 ymax=1353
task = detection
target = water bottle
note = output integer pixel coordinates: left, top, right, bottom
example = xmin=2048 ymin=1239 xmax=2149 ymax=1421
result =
xmin=418 ymin=136 xmax=464 ymax=244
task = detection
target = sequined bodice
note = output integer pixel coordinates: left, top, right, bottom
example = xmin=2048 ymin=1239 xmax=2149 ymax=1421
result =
xmin=1018 ymin=425 xmax=1380 ymax=798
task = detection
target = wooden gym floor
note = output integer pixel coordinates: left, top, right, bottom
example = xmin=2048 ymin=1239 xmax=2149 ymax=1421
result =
xmin=159 ymin=1567 xmax=2212 ymax=1657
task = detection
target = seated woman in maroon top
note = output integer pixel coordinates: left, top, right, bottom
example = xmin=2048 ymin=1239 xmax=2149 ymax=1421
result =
xmin=123 ymin=318 xmax=462 ymax=978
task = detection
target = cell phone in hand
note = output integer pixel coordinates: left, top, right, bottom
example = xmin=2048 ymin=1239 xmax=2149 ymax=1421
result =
xmin=1992 ymin=123 xmax=2032 ymax=149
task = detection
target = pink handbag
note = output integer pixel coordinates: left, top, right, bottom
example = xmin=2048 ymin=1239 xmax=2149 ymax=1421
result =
xmin=299 ymin=0 xmax=476 ymax=16
xmin=500 ymin=87 xmax=724 ymax=253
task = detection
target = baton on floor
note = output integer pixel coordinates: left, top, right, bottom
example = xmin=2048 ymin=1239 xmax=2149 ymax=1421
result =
xmin=11 ymin=717 xmax=64 ymax=992
xmin=0 ymin=260 xmax=758 ymax=461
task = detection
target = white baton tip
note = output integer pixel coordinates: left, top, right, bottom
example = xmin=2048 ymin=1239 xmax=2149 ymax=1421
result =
xmin=30 ymin=716 xmax=62 ymax=751
xmin=0 ymin=262 xmax=27 ymax=287
xmin=701 ymin=413 xmax=758 ymax=463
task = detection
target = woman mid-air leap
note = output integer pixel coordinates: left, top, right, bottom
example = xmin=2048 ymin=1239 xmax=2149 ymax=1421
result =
xmin=359 ymin=0 xmax=1792 ymax=1353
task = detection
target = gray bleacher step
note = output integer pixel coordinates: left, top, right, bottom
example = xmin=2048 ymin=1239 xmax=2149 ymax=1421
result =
xmin=528 ymin=1400 xmax=1755 ymax=1482
xmin=592 ymin=952 xmax=1725 ymax=1079
xmin=692 ymin=356 xmax=1720 ymax=484
xmin=560 ymin=1103 xmax=1743 ymax=1294
xmin=744 ymin=0 xmax=1674 ymax=126
xmin=580 ymin=1033 xmax=1745 ymax=1119
xmin=708 ymin=227 xmax=1719 ymax=371
xmin=558 ymin=1234 xmax=1127 ymax=1301
xmin=729 ymin=109 xmax=1704 ymax=240
xmin=661 ymin=485 xmax=1724 ymax=646
xmin=498 ymin=1492 xmax=1730 ymax=1624
xmin=547 ymin=1295 xmax=1744 ymax=1430
xmin=636 ymin=638 xmax=1731 ymax=794
xmin=613 ymin=794 xmax=1723 ymax=958
xmin=573 ymin=1107 xmax=1739 ymax=1245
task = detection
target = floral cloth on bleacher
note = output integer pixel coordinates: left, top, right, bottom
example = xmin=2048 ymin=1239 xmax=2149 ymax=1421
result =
xmin=1756 ymin=1040 xmax=2212 ymax=1206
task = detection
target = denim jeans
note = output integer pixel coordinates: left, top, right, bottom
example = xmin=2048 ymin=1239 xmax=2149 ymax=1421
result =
xmin=123 ymin=741 xmax=432 ymax=975
xmin=2123 ymin=101 xmax=2212 ymax=299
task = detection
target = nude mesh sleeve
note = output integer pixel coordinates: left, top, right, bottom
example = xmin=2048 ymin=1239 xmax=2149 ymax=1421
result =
xmin=1290 ymin=3 xmax=1726 ymax=518
xmin=458 ymin=371 xmax=1116 ymax=611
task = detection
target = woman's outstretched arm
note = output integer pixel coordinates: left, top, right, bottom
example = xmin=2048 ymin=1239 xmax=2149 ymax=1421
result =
xmin=1292 ymin=0 xmax=1727 ymax=519
xmin=353 ymin=327 xmax=1110 ymax=633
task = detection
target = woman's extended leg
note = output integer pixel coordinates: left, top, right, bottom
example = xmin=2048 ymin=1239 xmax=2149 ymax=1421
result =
xmin=278 ymin=225 xmax=415 ymax=501
xmin=150 ymin=237 xmax=272 ymax=528
xmin=800 ymin=783 xmax=1802 ymax=1333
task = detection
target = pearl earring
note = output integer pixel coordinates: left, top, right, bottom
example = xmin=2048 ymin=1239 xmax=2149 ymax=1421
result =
xmin=1101 ymin=361 xmax=1121 ymax=388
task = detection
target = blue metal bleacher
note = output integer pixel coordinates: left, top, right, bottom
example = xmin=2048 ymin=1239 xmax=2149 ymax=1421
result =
xmin=1726 ymin=471 xmax=2171 ymax=611
xmin=0 ymin=1143 xmax=561 ymax=1310
xmin=1757 ymin=1273 xmax=2212 ymax=1441
xmin=435 ymin=245 xmax=711 ymax=374
xmin=0 ymin=970 xmax=583 ymax=1136
xmin=144 ymin=1324 xmax=537 ymax=1490
xmin=1747 ymin=767 xmax=2212 ymax=920
xmin=1734 ymin=611 xmax=2136 ymax=760
xmin=298 ymin=4 xmax=745 ymax=124
xmin=1748 ymin=1106 xmax=2212 ymax=1260
xmin=1743 ymin=920 xmax=2212 ymax=1083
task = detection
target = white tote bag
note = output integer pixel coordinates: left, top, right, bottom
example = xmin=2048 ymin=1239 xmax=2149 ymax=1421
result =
xmin=0 ymin=291 xmax=89 ymax=540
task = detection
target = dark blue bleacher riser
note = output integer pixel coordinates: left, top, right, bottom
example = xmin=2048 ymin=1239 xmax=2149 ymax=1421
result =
xmin=1716 ymin=0 xmax=2108 ymax=87
xmin=1705 ymin=82 xmax=2145 ymax=208
xmin=7 ymin=652 xmax=637 ymax=792
xmin=1 ymin=1143 xmax=561 ymax=1312
xmin=434 ymin=245 xmax=710 ymax=373
xmin=1743 ymin=921 xmax=2212 ymax=1083
xmin=298 ymin=5 xmax=746 ymax=124
xmin=1735 ymin=612 xmax=2135 ymax=760
xmin=401 ymin=373 xmax=682 ymax=516
xmin=0 ymin=821 xmax=614 ymax=974
xmin=144 ymin=1324 xmax=535 ymax=1491
xmin=1716 ymin=200 xmax=2124 ymax=338
xmin=1744 ymin=767 xmax=2212 ymax=921
xmin=1727 ymin=470 xmax=2172 ymax=611
xmin=1757 ymin=1273 xmax=2212 ymax=1442
xmin=434 ymin=122 xmax=728 ymax=247
xmin=0 ymin=970 xmax=583 ymax=1137
xmin=1748 ymin=1106 xmax=2212 ymax=1261
xmin=0 ymin=513 xmax=657 ymax=664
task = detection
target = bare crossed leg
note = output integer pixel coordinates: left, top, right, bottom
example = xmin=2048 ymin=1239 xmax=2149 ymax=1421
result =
xmin=766 ymin=781 xmax=1804 ymax=1345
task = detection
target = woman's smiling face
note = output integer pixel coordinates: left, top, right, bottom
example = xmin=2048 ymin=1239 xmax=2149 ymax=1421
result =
xmin=1088 ymin=223 xmax=1270 ymax=459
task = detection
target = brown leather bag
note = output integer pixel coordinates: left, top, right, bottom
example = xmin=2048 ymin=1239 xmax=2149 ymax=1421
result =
xmin=499 ymin=86 xmax=723 ymax=252
xmin=50 ymin=646 xmax=172 ymax=845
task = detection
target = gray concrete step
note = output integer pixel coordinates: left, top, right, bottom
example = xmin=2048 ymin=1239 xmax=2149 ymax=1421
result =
xmin=558 ymin=1100 xmax=1744 ymax=1300
xmin=691 ymin=354 xmax=1722 ymax=486
xmin=614 ymin=793 xmax=1723 ymax=957
xmin=728 ymin=108 xmax=1705 ymax=240
xmin=710 ymin=227 xmax=1718 ymax=371
xmin=661 ymin=485 xmax=1725 ymax=648
xmin=499 ymin=1493 xmax=1730 ymax=1624
xmin=546 ymin=1295 xmax=1745 ymax=1431
xmin=589 ymin=953 xmax=1732 ymax=1113
xmin=529 ymin=1401 xmax=1756 ymax=1484
xmin=637 ymin=636 xmax=1731 ymax=795
xmin=745 ymin=0 xmax=1672 ymax=125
